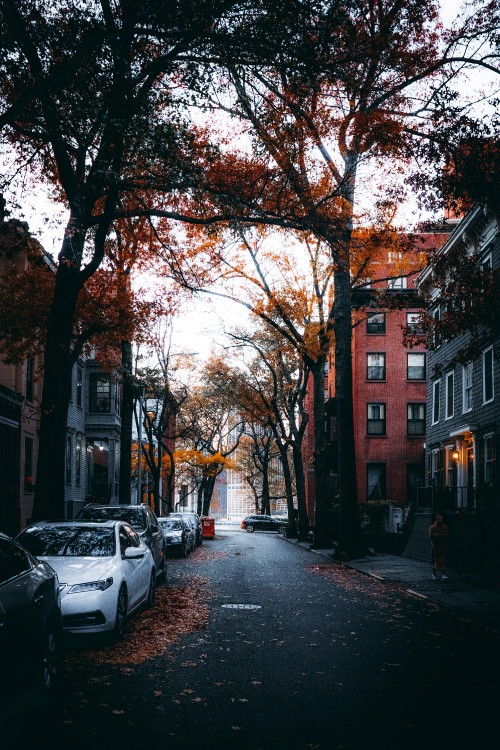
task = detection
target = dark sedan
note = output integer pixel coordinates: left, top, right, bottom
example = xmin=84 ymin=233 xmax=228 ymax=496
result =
xmin=158 ymin=517 xmax=193 ymax=557
xmin=240 ymin=515 xmax=286 ymax=533
xmin=0 ymin=531 xmax=63 ymax=705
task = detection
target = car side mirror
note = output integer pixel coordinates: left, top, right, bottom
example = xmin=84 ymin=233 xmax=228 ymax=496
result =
xmin=124 ymin=547 xmax=145 ymax=559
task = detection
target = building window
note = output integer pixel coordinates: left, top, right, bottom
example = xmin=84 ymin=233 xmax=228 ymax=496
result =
xmin=75 ymin=434 xmax=82 ymax=486
xmin=483 ymin=347 xmax=494 ymax=404
xmin=484 ymin=434 xmax=495 ymax=484
xmin=445 ymin=446 xmax=457 ymax=487
xmin=432 ymin=306 xmax=441 ymax=348
xmin=24 ymin=436 xmax=34 ymax=493
xmin=367 ymin=464 xmax=386 ymax=500
xmin=367 ymin=403 xmax=386 ymax=435
xmin=463 ymin=363 xmax=473 ymax=413
xmin=432 ymin=380 xmax=440 ymax=424
xmin=366 ymin=313 xmax=385 ymax=334
xmin=114 ymin=376 xmax=121 ymax=415
xmin=445 ymin=371 xmax=454 ymax=419
xmin=406 ymin=312 xmax=422 ymax=334
xmin=26 ymin=358 xmax=34 ymax=402
xmin=430 ymin=448 xmax=444 ymax=487
xmin=65 ymin=435 xmax=72 ymax=485
xmin=407 ymin=403 xmax=426 ymax=436
xmin=407 ymin=353 xmax=426 ymax=380
xmin=89 ymin=375 xmax=111 ymax=412
xmin=76 ymin=366 xmax=83 ymax=408
xmin=367 ymin=353 xmax=386 ymax=380
xmin=388 ymin=276 xmax=407 ymax=290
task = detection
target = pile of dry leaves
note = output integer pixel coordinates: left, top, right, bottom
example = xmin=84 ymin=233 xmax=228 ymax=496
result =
xmin=63 ymin=575 xmax=212 ymax=667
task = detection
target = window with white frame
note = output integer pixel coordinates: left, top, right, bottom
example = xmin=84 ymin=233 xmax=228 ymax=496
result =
xmin=484 ymin=434 xmax=495 ymax=484
xmin=483 ymin=347 xmax=494 ymax=403
xmin=432 ymin=380 xmax=440 ymax=424
xmin=432 ymin=306 xmax=441 ymax=348
xmin=445 ymin=446 xmax=457 ymax=487
xmin=462 ymin=363 xmax=473 ymax=413
xmin=65 ymin=434 xmax=72 ymax=485
xmin=445 ymin=371 xmax=454 ymax=419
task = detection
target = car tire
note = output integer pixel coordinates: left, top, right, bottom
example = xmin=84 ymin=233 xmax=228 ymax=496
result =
xmin=246 ymin=524 xmax=254 ymax=533
xmin=146 ymin=570 xmax=156 ymax=609
xmin=158 ymin=554 xmax=167 ymax=582
xmin=37 ymin=622 xmax=60 ymax=697
xmin=114 ymin=585 xmax=128 ymax=640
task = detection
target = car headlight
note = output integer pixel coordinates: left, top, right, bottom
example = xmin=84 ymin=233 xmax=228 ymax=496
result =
xmin=67 ymin=577 xmax=114 ymax=594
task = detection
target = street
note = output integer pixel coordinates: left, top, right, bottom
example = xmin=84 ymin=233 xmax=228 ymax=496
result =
xmin=3 ymin=526 xmax=499 ymax=750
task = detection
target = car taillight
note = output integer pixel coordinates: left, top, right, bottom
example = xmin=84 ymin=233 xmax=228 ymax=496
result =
xmin=240 ymin=522 xmax=245 ymax=528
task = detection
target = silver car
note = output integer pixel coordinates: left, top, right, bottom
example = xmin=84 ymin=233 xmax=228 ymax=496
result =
xmin=17 ymin=521 xmax=155 ymax=639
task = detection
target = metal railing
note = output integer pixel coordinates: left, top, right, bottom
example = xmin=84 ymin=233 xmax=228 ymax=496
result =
xmin=416 ymin=484 xmax=476 ymax=514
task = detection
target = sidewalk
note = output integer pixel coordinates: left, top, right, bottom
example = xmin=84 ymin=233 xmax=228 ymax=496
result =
xmin=291 ymin=539 xmax=500 ymax=631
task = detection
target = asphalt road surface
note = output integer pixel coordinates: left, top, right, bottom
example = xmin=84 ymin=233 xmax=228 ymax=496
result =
xmin=3 ymin=526 xmax=499 ymax=750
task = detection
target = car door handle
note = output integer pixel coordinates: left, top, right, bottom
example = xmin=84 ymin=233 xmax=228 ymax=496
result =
xmin=34 ymin=594 xmax=44 ymax=605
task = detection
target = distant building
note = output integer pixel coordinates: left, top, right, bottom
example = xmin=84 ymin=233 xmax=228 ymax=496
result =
xmin=0 ymin=216 xmax=121 ymax=532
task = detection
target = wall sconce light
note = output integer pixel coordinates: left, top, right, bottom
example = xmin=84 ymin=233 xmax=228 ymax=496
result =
xmin=452 ymin=444 xmax=459 ymax=461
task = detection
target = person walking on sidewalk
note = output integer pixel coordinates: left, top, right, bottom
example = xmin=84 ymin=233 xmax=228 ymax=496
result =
xmin=429 ymin=512 xmax=449 ymax=580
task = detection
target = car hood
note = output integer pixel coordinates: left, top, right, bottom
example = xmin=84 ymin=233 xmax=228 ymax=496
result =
xmin=37 ymin=556 xmax=115 ymax=584
xmin=164 ymin=530 xmax=183 ymax=538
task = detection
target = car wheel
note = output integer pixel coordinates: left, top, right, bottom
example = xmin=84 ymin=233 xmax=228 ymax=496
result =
xmin=37 ymin=623 xmax=60 ymax=696
xmin=114 ymin=585 xmax=128 ymax=640
xmin=246 ymin=524 xmax=254 ymax=533
xmin=146 ymin=570 xmax=156 ymax=609
xmin=158 ymin=554 xmax=166 ymax=582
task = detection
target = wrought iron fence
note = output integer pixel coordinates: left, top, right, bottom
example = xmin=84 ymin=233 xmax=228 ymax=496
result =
xmin=416 ymin=484 xmax=476 ymax=514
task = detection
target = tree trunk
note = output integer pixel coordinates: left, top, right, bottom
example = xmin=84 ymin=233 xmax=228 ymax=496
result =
xmin=292 ymin=444 xmax=308 ymax=541
xmin=333 ymin=263 xmax=362 ymax=558
xmin=310 ymin=355 xmax=331 ymax=547
xmin=260 ymin=444 xmax=271 ymax=515
xmin=119 ymin=339 xmax=133 ymax=504
xmin=202 ymin=473 xmax=216 ymax=516
xmin=32 ymin=264 xmax=81 ymax=522
xmin=278 ymin=446 xmax=297 ymax=538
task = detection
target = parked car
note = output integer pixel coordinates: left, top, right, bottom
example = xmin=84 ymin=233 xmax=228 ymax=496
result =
xmin=169 ymin=512 xmax=203 ymax=546
xmin=158 ymin=517 xmax=194 ymax=557
xmin=0 ymin=531 xmax=63 ymax=703
xmin=240 ymin=514 xmax=286 ymax=533
xmin=17 ymin=521 xmax=155 ymax=639
xmin=77 ymin=503 xmax=166 ymax=581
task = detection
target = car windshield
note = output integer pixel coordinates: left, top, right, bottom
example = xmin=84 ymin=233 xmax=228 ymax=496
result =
xmin=18 ymin=526 xmax=115 ymax=557
xmin=160 ymin=519 xmax=183 ymax=531
xmin=80 ymin=507 xmax=146 ymax=531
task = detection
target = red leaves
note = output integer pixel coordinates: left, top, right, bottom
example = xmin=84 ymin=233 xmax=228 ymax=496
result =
xmin=63 ymin=576 xmax=211 ymax=668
